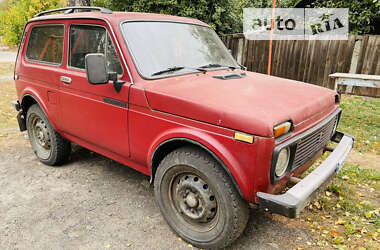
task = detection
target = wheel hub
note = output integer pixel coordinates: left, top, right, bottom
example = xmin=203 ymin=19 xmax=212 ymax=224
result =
xmin=174 ymin=174 xmax=217 ymax=223
xmin=185 ymin=192 xmax=199 ymax=208
xmin=33 ymin=119 xmax=51 ymax=149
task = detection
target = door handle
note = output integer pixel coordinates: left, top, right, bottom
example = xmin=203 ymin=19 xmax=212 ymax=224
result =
xmin=60 ymin=76 xmax=72 ymax=84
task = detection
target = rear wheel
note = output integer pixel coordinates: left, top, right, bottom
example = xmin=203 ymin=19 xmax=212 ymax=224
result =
xmin=26 ymin=104 xmax=71 ymax=166
xmin=154 ymin=146 xmax=249 ymax=249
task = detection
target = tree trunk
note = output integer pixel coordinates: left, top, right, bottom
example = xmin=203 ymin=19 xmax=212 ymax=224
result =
xmin=67 ymin=0 xmax=91 ymax=6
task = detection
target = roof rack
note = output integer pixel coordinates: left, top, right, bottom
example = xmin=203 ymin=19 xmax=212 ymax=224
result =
xmin=34 ymin=6 xmax=113 ymax=17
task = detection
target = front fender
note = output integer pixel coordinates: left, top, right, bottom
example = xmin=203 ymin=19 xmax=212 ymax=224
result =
xmin=147 ymin=127 xmax=257 ymax=202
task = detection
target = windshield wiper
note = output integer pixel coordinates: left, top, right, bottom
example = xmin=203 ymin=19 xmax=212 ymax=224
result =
xmin=151 ymin=66 xmax=207 ymax=76
xmin=151 ymin=66 xmax=185 ymax=76
xmin=198 ymin=63 xmax=238 ymax=70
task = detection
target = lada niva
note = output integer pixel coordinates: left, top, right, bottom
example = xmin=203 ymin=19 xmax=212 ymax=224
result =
xmin=13 ymin=6 xmax=354 ymax=249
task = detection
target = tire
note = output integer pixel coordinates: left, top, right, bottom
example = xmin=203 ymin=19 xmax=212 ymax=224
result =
xmin=154 ymin=146 xmax=249 ymax=249
xmin=26 ymin=104 xmax=71 ymax=166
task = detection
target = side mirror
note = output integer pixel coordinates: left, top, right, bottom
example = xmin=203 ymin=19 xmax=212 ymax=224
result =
xmin=85 ymin=53 xmax=108 ymax=85
xmin=85 ymin=53 xmax=125 ymax=93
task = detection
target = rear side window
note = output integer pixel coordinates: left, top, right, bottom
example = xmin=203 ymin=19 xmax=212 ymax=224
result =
xmin=69 ymin=25 xmax=123 ymax=75
xmin=26 ymin=25 xmax=64 ymax=65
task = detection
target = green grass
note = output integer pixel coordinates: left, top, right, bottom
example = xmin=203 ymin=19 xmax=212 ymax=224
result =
xmin=306 ymin=163 xmax=380 ymax=249
xmin=339 ymin=95 xmax=380 ymax=155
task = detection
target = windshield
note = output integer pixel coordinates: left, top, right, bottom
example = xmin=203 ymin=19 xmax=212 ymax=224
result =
xmin=121 ymin=21 xmax=239 ymax=78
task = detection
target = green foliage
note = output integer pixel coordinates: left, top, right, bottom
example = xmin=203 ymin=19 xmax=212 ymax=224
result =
xmin=93 ymin=0 xmax=241 ymax=35
xmin=313 ymin=0 xmax=380 ymax=35
xmin=0 ymin=0 xmax=66 ymax=46
xmin=93 ymin=0 xmax=300 ymax=35
xmin=0 ymin=0 xmax=302 ymax=45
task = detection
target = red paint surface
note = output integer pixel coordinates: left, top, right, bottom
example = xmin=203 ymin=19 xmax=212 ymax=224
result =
xmin=14 ymin=12 xmax=340 ymax=203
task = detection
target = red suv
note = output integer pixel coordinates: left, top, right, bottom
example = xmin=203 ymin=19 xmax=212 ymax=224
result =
xmin=13 ymin=7 xmax=354 ymax=249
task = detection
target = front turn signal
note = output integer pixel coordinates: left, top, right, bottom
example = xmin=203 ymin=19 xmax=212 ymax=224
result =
xmin=273 ymin=121 xmax=292 ymax=138
xmin=234 ymin=132 xmax=254 ymax=144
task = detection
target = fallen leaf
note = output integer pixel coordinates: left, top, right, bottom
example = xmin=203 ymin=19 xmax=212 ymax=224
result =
xmin=331 ymin=230 xmax=340 ymax=237
xmin=364 ymin=211 xmax=372 ymax=218
xmin=306 ymin=242 xmax=312 ymax=246
xmin=314 ymin=201 xmax=321 ymax=209
xmin=370 ymin=232 xmax=378 ymax=240
xmin=333 ymin=236 xmax=344 ymax=244
xmin=317 ymin=241 xmax=324 ymax=247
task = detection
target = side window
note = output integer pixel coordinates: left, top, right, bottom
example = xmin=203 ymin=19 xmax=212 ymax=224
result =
xmin=26 ymin=25 xmax=64 ymax=65
xmin=69 ymin=25 xmax=123 ymax=75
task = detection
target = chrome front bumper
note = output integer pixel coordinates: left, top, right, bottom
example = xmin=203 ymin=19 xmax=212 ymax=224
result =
xmin=257 ymin=132 xmax=354 ymax=218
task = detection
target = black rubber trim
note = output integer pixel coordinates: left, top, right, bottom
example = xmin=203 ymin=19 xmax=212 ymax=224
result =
xmin=17 ymin=111 xmax=26 ymax=131
xmin=270 ymin=108 xmax=342 ymax=184
xmin=103 ymin=97 xmax=126 ymax=108
xmin=259 ymin=173 xmax=336 ymax=218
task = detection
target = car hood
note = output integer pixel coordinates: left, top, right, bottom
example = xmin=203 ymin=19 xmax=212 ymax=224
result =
xmin=144 ymin=71 xmax=337 ymax=137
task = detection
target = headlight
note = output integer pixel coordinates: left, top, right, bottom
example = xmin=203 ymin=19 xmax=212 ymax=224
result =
xmin=275 ymin=147 xmax=290 ymax=177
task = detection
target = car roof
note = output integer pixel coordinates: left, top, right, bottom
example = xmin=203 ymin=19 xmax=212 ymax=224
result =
xmin=29 ymin=11 xmax=209 ymax=27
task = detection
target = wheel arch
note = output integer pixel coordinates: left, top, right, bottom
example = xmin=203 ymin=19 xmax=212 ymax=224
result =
xmin=21 ymin=93 xmax=58 ymax=131
xmin=150 ymin=137 xmax=244 ymax=198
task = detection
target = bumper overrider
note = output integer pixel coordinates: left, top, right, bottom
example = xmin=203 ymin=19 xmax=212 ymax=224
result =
xmin=258 ymin=131 xmax=354 ymax=218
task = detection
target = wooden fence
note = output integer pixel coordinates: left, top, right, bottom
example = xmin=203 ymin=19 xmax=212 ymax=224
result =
xmin=221 ymin=34 xmax=380 ymax=97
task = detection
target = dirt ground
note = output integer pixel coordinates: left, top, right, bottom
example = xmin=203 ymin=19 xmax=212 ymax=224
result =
xmin=0 ymin=129 xmax=316 ymax=250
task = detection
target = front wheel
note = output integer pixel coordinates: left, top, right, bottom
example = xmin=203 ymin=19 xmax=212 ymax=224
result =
xmin=26 ymin=104 xmax=71 ymax=166
xmin=154 ymin=146 xmax=249 ymax=249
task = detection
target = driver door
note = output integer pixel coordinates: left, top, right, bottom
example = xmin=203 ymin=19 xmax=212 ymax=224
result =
xmin=58 ymin=23 xmax=130 ymax=157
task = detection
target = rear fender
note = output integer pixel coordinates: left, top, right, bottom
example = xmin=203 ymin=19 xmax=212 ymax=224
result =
xmin=21 ymin=89 xmax=58 ymax=131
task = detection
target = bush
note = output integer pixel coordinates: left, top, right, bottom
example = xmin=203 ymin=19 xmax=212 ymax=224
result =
xmin=94 ymin=0 xmax=244 ymax=35
xmin=0 ymin=0 xmax=66 ymax=46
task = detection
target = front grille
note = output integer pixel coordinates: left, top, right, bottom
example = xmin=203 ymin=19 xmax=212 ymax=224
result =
xmin=291 ymin=114 xmax=338 ymax=170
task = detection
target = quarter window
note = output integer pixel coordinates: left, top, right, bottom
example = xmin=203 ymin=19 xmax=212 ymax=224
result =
xmin=69 ymin=25 xmax=123 ymax=75
xmin=26 ymin=25 xmax=64 ymax=65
